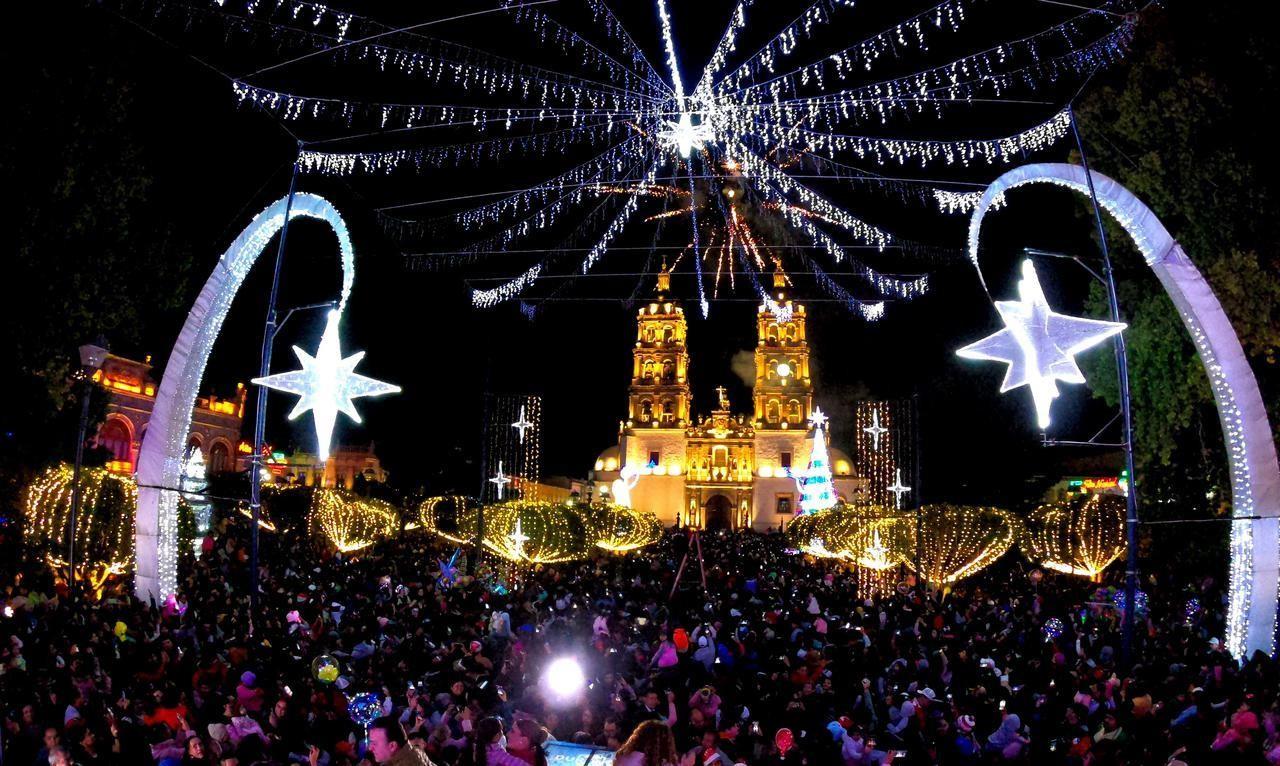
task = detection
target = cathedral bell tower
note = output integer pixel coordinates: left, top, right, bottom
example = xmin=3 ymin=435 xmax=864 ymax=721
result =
xmin=628 ymin=265 xmax=691 ymax=428
xmin=754 ymin=270 xmax=812 ymax=429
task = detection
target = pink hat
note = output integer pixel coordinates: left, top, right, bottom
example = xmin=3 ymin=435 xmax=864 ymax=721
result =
xmin=957 ymin=715 xmax=975 ymax=733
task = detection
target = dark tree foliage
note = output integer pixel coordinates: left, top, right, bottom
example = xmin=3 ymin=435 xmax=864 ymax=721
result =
xmin=1075 ymin=5 xmax=1280 ymax=527
xmin=1 ymin=10 xmax=196 ymax=512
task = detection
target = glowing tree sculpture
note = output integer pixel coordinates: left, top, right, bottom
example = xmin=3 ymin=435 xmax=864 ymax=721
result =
xmin=909 ymin=504 xmax=1021 ymax=585
xmin=1022 ymin=494 xmax=1126 ymax=581
xmin=796 ymin=408 xmax=837 ymax=514
xmin=308 ymin=489 xmax=399 ymax=554
xmin=25 ymin=465 xmax=137 ymax=599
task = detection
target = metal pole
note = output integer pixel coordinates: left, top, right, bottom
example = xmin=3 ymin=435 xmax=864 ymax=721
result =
xmin=1070 ymin=106 xmax=1141 ymax=666
xmin=67 ymin=374 xmax=93 ymax=604
xmin=249 ymin=144 xmax=302 ymax=613
xmin=470 ymin=389 xmax=492 ymax=576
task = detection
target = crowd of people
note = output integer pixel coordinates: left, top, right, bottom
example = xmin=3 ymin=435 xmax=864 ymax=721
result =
xmin=2 ymin=513 xmax=1278 ymax=766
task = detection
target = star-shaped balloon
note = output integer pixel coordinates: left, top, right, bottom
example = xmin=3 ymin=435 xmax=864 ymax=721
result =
xmin=957 ymin=259 xmax=1125 ymax=429
xmin=253 ymin=310 xmax=400 ymax=461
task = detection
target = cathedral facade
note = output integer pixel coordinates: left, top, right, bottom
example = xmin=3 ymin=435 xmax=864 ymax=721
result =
xmin=590 ymin=269 xmax=866 ymax=530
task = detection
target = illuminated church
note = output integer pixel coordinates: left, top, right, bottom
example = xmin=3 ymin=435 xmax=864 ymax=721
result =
xmin=590 ymin=268 xmax=866 ymax=530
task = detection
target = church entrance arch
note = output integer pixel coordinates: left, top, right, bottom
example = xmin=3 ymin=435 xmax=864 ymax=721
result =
xmin=704 ymin=494 xmax=733 ymax=531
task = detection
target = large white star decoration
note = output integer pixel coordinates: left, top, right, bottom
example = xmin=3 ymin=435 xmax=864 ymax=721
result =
xmin=957 ymin=259 xmax=1126 ymax=429
xmin=252 ymin=310 xmax=400 ymax=462
xmin=489 ymin=461 xmax=511 ymax=499
xmin=863 ymin=408 xmax=888 ymax=452
xmin=658 ymin=111 xmax=714 ymax=159
xmin=511 ymin=405 xmax=533 ymax=443
xmin=507 ymin=516 xmax=530 ymax=558
xmin=808 ymin=406 xmax=829 ymax=430
xmin=887 ymin=468 xmax=912 ymax=509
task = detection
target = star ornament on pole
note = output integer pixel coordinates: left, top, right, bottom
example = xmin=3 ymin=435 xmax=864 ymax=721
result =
xmin=957 ymin=259 xmax=1126 ymax=430
xmin=863 ymin=408 xmax=888 ymax=452
xmin=511 ymin=405 xmax=533 ymax=443
xmin=252 ymin=310 xmax=400 ymax=462
xmin=507 ymin=516 xmax=530 ymax=559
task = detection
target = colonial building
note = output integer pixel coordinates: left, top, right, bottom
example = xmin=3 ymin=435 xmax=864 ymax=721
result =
xmin=267 ymin=443 xmax=389 ymax=489
xmin=93 ymin=354 xmax=247 ymax=475
xmin=590 ymin=269 xmax=865 ymax=530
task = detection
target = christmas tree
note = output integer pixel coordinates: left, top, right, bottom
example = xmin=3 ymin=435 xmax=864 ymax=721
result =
xmin=797 ymin=408 xmax=837 ymax=514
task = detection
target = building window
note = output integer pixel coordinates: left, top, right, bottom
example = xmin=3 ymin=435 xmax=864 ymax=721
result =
xmin=780 ymin=452 xmax=792 ymax=471
xmin=776 ymin=493 xmax=793 ymax=514
xmin=209 ymin=442 xmax=230 ymax=474
xmin=648 ymin=451 xmax=660 ymax=468
xmin=766 ymin=400 xmax=780 ymax=423
xmin=787 ymin=400 xmax=802 ymax=424
xmin=640 ymin=400 xmax=653 ymax=421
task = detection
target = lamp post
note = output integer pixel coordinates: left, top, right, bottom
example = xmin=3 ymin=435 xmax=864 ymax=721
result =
xmin=69 ymin=339 xmax=109 ymax=602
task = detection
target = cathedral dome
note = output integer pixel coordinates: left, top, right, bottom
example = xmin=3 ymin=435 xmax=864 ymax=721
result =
xmin=593 ymin=445 xmax=621 ymax=474
xmin=829 ymin=446 xmax=854 ymax=476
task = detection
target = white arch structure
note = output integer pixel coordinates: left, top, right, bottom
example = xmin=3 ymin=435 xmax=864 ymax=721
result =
xmin=135 ymin=193 xmax=354 ymax=601
xmin=968 ymin=163 xmax=1280 ymax=657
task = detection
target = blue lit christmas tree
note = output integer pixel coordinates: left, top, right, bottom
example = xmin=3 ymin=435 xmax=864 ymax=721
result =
xmin=797 ymin=408 xmax=837 ymax=515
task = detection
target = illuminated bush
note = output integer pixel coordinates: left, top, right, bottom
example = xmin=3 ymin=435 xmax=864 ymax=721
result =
xmin=576 ymin=502 xmax=663 ymax=552
xmin=23 ymin=463 xmax=135 ymax=597
xmin=308 ymin=489 xmax=399 ymax=553
xmin=1021 ymin=494 xmax=1125 ymax=580
xmin=908 ymin=504 xmax=1021 ymax=584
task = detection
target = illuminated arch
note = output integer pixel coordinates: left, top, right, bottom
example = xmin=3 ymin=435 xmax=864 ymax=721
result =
xmin=969 ymin=163 xmax=1280 ymax=657
xmin=134 ymin=193 xmax=355 ymax=601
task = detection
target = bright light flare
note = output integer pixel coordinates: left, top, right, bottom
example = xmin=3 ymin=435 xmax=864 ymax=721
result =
xmin=543 ymin=657 xmax=586 ymax=702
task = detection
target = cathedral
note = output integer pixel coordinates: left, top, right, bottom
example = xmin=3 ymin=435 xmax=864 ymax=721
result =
xmin=589 ymin=268 xmax=866 ymax=530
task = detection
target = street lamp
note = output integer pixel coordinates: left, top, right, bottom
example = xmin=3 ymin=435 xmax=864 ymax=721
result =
xmin=69 ymin=339 xmax=109 ymax=601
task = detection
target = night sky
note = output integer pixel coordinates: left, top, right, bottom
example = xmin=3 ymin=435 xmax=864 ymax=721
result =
xmin=30 ymin=0 xmax=1132 ymax=499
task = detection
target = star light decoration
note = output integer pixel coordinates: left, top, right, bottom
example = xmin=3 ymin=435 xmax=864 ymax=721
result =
xmin=863 ymin=409 xmax=888 ymax=452
xmin=957 ymin=260 xmax=1126 ymax=430
xmin=887 ymin=468 xmax=912 ymax=509
xmin=507 ymin=516 xmax=531 ymax=559
xmin=489 ymin=461 xmax=512 ymax=500
xmin=808 ymin=406 xmax=829 ymax=430
xmin=252 ymin=310 xmax=400 ymax=461
xmin=511 ymin=405 xmax=534 ymax=443
xmin=205 ymin=0 xmax=1140 ymax=320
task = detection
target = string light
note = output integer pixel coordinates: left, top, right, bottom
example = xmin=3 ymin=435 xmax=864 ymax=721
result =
xmin=1021 ymin=494 xmax=1125 ymax=580
xmin=127 ymin=0 xmax=1139 ymax=322
xmin=308 ymin=489 xmax=399 ymax=553
xmin=909 ymin=504 xmax=1021 ymax=584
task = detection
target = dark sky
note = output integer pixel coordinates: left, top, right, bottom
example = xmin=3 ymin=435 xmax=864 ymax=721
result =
xmin=32 ymin=0 xmax=1133 ymax=499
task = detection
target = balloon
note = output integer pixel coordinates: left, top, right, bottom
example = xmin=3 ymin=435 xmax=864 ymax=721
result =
xmin=775 ymin=727 xmax=795 ymax=754
xmin=347 ymin=692 xmax=382 ymax=728
xmin=312 ymin=655 xmax=341 ymax=685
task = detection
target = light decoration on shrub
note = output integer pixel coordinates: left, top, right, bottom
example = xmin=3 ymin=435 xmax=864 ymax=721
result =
xmin=957 ymin=259 xmax=1126 ymax=429
xmin=428 ymin=500 xmax=661 ymax=561
xmin=24 ymin=464 xmax=135 ymax=598
xmin=252 ymin=309 xmax=401 ymax=462
xmin=477 ymin=500 xmax=590 ymax=564
xmin=578 ymin=503 xmax=664 ymax=553
xmin=308 ymin=489 xmax=399 ymax=553
xmin=415 ymin=495 xmax=473 ymax=540
xmin=909 ymin=504 xmax=1021 ymax=584
xmin=1021 ymin=494 xmax=1126 ymax=580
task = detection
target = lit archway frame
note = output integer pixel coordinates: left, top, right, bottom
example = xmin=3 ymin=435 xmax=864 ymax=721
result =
xmin=968 ymin=163 xmax=1280 ymax=657
xmin=135 ymin=193 xmax=354 ymax=601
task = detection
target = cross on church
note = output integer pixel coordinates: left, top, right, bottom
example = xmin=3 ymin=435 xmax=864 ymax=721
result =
xmin=715 ymin=385 xmax=730 ymax=410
